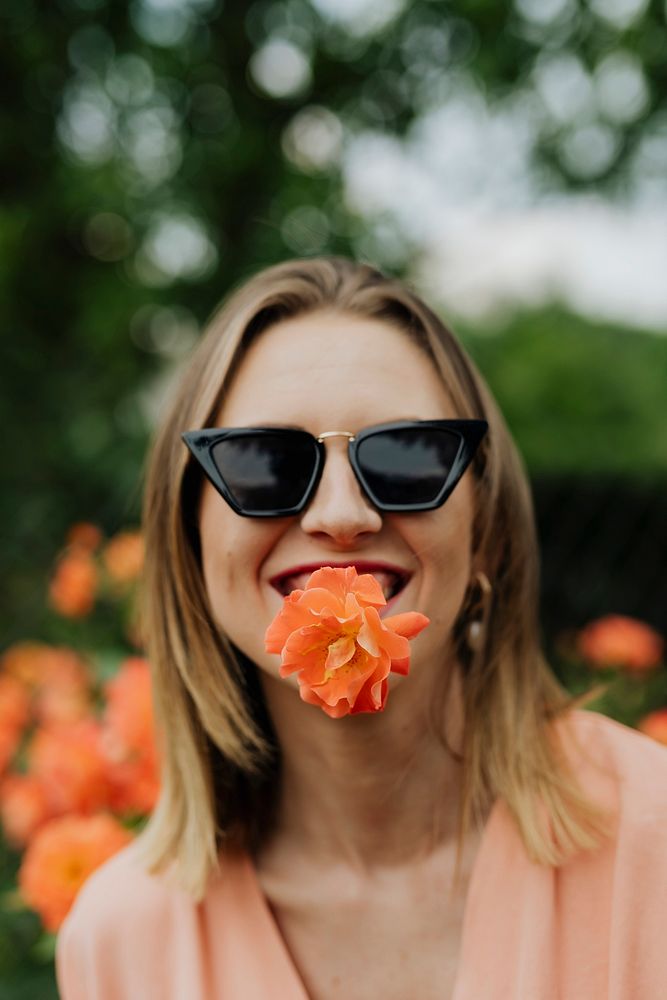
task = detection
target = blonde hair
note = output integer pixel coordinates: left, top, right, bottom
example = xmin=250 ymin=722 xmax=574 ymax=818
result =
xmin=135 ymin=256 xmax=613 ymax=898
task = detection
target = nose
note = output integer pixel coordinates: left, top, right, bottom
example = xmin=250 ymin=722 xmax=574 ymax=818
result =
xmin=299 ymin=439 xmax=383 ymax=546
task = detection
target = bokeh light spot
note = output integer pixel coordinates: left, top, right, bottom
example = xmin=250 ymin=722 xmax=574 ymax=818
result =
xmin=57 ymin=82 xmax=116 ymax=165
xmin=588 ymin=0 xmax=649 ymax=30
xmin=282 ymin=105 xmax=343 ymax=172
xmin=249 ymin=38 xmax=312 ymax=98
xmin=135 ymin=212 xmax=218 ymax=284
xmin=594 ymin=51 xmax=649 ymax=125
xmin=559 ymin=122 xmax=620 ymax=178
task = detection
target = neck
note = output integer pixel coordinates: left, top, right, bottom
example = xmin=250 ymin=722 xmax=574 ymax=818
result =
xmin=257 ymin=660 xmax=468 ymax=872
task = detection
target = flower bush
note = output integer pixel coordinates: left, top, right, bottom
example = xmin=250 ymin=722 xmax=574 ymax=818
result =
xmin=556 ymin=614 xmax=667 ymax=738
xmin=18 ymin=815 xmax=133 ymax=934
xmin=0 ymin=525 xmax=157 ymax=994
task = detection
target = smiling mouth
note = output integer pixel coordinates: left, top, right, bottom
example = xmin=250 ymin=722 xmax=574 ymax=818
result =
xmin=269 ymin=562 xmax=412 ymax=602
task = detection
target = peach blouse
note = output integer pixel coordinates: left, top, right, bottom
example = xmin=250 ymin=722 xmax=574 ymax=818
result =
xmin=56 ymin=710 xmax=667 ymax=999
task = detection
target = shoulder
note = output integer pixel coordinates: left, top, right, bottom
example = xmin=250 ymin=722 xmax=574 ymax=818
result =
xmin=560 ymin=708 xmax=667 ymax=835
xmin=61 ymin=838 xmax=188 ymax=930
xmin=556 ymin=714 xmax=667 ymax=991
xmin=55 ymin=841 xmax=196 ymax=1000
xmin=565 ymin=708 xmax=667 ymax=780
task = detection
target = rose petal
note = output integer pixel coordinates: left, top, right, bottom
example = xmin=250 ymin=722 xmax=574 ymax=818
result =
xmin=304 ymin=567 xmax=357 ymax=605
xmin=279 ymin=625 xmax=329 ymax=678
xmin=299 ymin=684 xmax=352 ymax=719
xmin=358 ymin=606 xmax=410 ymax=661
xmin=381 ymin=611 xmax=431 ymax=639
xmin=351 ymin=674 xmax=388 ymax=714
xmin=324 ymin=635 xmax=356 ymax=671
xmin=349 ymin=572 xmax=386 ymax=608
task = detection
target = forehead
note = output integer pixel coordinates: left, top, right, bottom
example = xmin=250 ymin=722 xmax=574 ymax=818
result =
xmin=217 ymin=311 xmax=459 ymax=429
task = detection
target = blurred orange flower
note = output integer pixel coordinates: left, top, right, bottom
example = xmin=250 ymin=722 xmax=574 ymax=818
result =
xmin=101 ymin=658 xmax=160 ymax=814
xmin=0 ymin=773 xmax=52 ymax=848
xmin=103 ymin=658 xmax=154 ymax=749
xmin=18 ymin=813 xmax=132 ymax=932
xmin=49 ymin=550 xmax=98 ymax=618
xmin=66 ymin=522 xmax=103 ymax=552
xmin=1 ymin=643 xmax=92 ymax=725
xmin=576 ymin=615 xmax=664 ymax=672
xmin=637 ymin=708 xmax=667 ymax=746
xmin=34 ymin=665 xmax=92 ymax=726
xmin=265 ymin=566 xmax=429 ymax=718
xmin=29 ymin=719 xmax=112 ymax=816
xmin=102 ymin=531 xmax=144 ymax=586
xmin=2 ymin=641 xmax=65 ymax=687
xmin=0 ymin=675 xmax=30 ymax=774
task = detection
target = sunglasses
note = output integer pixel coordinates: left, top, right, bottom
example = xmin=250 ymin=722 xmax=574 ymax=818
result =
xmin=182 ymin=419 xmax=488 ymax=518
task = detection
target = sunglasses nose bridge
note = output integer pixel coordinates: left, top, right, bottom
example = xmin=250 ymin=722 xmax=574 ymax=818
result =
xmin=312 ymin=430 xmax=362 ymax=501
xmin=309 ymin=430 xmax=359 ymax=505
xmin=300 ymin=432 xmax=380 ymax=532
xmin=316 ymin=430 xmax=356 ymax=443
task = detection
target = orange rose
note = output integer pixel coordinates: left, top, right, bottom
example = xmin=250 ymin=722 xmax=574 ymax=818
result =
xmin=265 ymin=566 xmax=429 ymax=718
xmin=637 ymin=709 xmax=667 ymax=746
xmin=0 ymin=773 xmax=52 ymax=848
xmin=48 ymin=550 xmax=98 ymax=618
xmin=101 ymin=658 xmax=160 ymax=814
xmin=18 ymin=813 xmax=132 ymax=932
xmin=1 ymin=642 xmax=43 ymax=687
xmin=66 ymin=522 xmax=103 ymax=552
xmin=34 ymin=665 xmax=92 ymax=726
xmin=576 ymin=615 xmax=664 ymax=672
xmin=105 ymin=754 xmax=159 ymax=815
xmin=0 ymin=643 xmax=92 ymax=725
xmin=29 ymin=719 xmax=112 ymax=815
xmin=2 ymin=642 xmax=83 ymax=688
xmin=102 ymin=531 xmax=144 ymax=586
xmin=103 ymin=658 xmax=155 ymax=750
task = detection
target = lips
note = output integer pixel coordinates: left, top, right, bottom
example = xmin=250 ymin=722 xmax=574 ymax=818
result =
xmin=269 ymin=561 xmax=412 ymax=603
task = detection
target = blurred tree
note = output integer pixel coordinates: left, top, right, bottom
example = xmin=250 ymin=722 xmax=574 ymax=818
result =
xmin=461 ymin=308 xmax=667 ymax=477
xmin=1 ymin=0 xmax=666 ymax=642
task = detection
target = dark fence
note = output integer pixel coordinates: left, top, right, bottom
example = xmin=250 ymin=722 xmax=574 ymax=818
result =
xmin=533 ymin=475 xmax=667 ymax=642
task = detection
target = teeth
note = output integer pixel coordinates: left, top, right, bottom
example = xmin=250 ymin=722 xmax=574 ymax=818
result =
xmin=278 ymin=568 xmax=405 ymax=600
xmin=280 ymin=572 xmax=311 ymax=594
xmin=372 ymin=571 xmax=401 ymax=600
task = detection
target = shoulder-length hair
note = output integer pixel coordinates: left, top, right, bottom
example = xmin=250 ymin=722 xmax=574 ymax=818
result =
xmin=135 ymin=256 xmax=612 ymax=898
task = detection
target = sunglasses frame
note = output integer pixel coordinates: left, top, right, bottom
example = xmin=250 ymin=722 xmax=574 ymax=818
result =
xmin=182 ymin=419 xmax=488 ymax=518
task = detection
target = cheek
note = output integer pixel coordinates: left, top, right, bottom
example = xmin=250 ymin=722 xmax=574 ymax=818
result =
xmin=198 ymin=488 xmax=283 ymax=668
xmin=199 ymin=494 xmax=237 ymax=614
xmin=410 ymin=492 xmax=474 ymax=633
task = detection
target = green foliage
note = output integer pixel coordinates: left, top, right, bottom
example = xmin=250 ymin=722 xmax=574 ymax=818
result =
xmin=2 ymin=0 xmax=665 ymax=644
xmin=0 ymin=835 xmax=58 ymax=999
xmin=461 ymin=308 xmax=667 ymax=477
xmin=0 ymin=553 xmax=142 ymax=996
xmin=553 ymin=659 xmax=667 ymax=730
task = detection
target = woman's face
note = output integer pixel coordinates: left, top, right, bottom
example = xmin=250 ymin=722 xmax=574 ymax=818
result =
xmin=198 ymin=310 xmax=476 ymax=696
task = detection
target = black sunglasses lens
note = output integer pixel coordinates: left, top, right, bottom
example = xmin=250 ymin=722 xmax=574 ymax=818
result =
xmin=210 ymin=433 xmax=318 ymax=512
xmin=356 ymin=427 xmax=462 ymax=506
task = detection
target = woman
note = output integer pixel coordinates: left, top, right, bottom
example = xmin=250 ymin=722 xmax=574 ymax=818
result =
xmin=56 ymin=257 xmax=667 ymax=999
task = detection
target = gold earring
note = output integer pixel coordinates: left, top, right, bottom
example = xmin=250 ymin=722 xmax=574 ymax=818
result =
xmin=465 ymin=571 xmax=492 ymax=652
